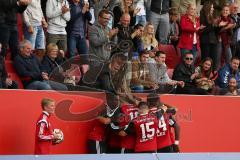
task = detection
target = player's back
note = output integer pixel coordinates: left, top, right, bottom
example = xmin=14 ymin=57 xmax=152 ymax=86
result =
xmin=133 ymin=113 xmax=158 ymax=153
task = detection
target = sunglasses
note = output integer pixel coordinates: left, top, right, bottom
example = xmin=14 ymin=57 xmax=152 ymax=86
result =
xmin=185 ymin=57 xmax=193 ymax=60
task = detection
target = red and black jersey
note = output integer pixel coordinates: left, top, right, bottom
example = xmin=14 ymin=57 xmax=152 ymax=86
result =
xmin=34 ymin=111 xmax=54 ymax=154
xmin=126 ymin=113 xmax=158 ymax=152
xmin=156 ymin=113 xmax=175 ymax=149
xmin=119 ymin=104 xmax=138 ymax=149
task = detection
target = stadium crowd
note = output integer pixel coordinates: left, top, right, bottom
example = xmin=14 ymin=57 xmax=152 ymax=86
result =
xmin=1 ymin=0 xmax=240 ymax=155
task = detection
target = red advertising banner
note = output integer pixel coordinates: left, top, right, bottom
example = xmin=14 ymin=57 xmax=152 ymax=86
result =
xmin=0 ymin=90 xmax=239 ymax=154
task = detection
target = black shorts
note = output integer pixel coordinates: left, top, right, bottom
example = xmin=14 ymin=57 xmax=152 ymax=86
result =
xmin=157 ymin=145 xmax=174 ymax=153
xmin=87 ymin=139 xmax=106 ymax=154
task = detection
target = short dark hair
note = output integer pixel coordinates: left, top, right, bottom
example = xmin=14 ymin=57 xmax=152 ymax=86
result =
xmin=139 ymin=50 xmax=149 ymax=57
xmin=231 ymin=56 xmax=240 ymax=62
xmin=155 ymin=51 xmax=166 ymax=57
xmin=147 ymin=93 xmax=162 ymax=108
xmin=134 ymin=23 xmax=144 ymax=30
xmin=138 ymin=101 xmax=148 ymax=110
xmin=169 ymin=7 xmax=178 ymax=16
xmin=98 ymin=9 xmax=110 ymax=17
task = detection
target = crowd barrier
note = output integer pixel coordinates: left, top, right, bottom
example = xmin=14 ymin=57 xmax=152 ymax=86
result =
xmin=0 ymin=90 xmax=240 ymax=154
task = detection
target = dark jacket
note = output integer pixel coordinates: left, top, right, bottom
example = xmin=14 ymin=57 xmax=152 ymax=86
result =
xmin=113 ymin=6 xmax=136 ymax=28
xmin=0 ymin=0 xmax=27 ymax=25
xmin=216 ymin=63 xmax=240 ymax=89
xmin=14 ymin=54 xmax=42 ymax=87
xmin=66 ymin=0 xmax=92 ymax=36
xmin=0 ymin=56 xmax=7 ymax=87
xmin=150 ymin=0 xmax=170 ymax=15
xmin=200 ymin=10 xmax=220 ymax=44
xmin=41 ymin=55 xmax=65 ymax=82
xmin=172 ymin=62 xmax=195 ymax=87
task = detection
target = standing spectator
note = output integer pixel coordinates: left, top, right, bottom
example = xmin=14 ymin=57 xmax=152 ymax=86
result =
xmin=224 ymin=77 xmax=240 ymax=95
xmin=168 ymin=7 xmax=180 ymax=49
xmin=200 ymin=1 xmax=222 ymax=71
xmin=134 ymin=0 xmax=147 ymax=26
xmin=218 ymin=5 xmax=235 ymax=64
xmin=14 ymin=40 xmax=67 ymax=90
xmin=23 ymin=0 xmax=48 ymax=60
xmin=216 ymin=56 xmax=240 ymax=89
xmin=142 ymin=22 xmax=158 ymax=52
xmin=195 ymin=57 xmax=218 ymax=94
xmin=67 ymin=0 xmax=92 ymax=58
xmin=34 ymin=98 xmax=61 ymax=154
xmin=131 ymin=50 xmax=158 ymax=92
xmin=178 ymin=4 xmax=205 ymax=62
xmin=0 ymin=43 xmax=18 ymax=89
xmin=149 ymin=0 xmax=170 ymax=44
xmin=113 ymin=0 xmax=139 ymax=27
xmin=46 ymin=0 xmax=71 ymax=53
xmin=230 ymin=2 xmax=240 ymax=58
xmin=89 ymin=9 xmax=118 ymax=61
xmin=172 ymin=52 xmax=208 ymax=94
xmin=148 ymin=51 xmax=185 ymax=93
xmin=0 ymin=0 xmax=30 ymax=59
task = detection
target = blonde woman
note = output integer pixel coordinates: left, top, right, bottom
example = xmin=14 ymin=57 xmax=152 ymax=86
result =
xmin=113 ymin=0 xmax=140 ymax=27
xmin=142 ymin=23 xmax=158 ymax=58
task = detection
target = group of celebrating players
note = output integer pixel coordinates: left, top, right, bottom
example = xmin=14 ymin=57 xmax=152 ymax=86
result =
xmin=87 ymin=93 xmax=180 ymax=154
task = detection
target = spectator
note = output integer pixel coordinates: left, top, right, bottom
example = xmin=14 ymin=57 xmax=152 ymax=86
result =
xmin=200 ymin=1 xmax=222 ymax=71
xmin=224 ymin=77 xmax=240 ymax=95
xmin=67 ymin=0 xmax=92 ymax=58
xmin=89 ymin=9 xmax=118 ymax=62
xmin=218 ymin=5 xmax=235 ymax=64
xmin=142 ymin=22 xmax=159 ymax=54
xmin=23 ymin=0 xmax=47 ymax=60
xmin=230 ymin=2 xmax=240 ymax=58
xmin=14 ymin=40 xmax=67 ymax=90
xmin=131 ymin=24 xmax=145 ymax=56
xmin=0 ymin=43 xmax=18 ymax=89
xmin=134 ymin=0 xmax=147 ymax=26
xmin=178 ymin=4 xmax=205 ymax=62
xmin=115 ymin=13 xmax=133 ymax=43
xmin=216 ymin=56 xmax=240 ymax=89
xmin=171 ymin=0 xmax=199 ymax=16
xmin=113 ymin=0 xmax=139 ymax=27
xmin=168 ymin=8 xmax=180 ymax=49
xmin=149 ymin=0 xmax=170 ymax=44
xmin=195 ymin=57 xmax=218 ymax=94
xmin=131 ymin=50 xmax=158 ymax=92
xmin=148 ymin=51 xmax=185 ymax=93
xmin=46 ymin=0 xmax=71 ymax=53
xmin=172 ymin=52 xmax=208 ymax=94
xmin=0 ymin=0 xmax=30 ymax=59
xmin=41 ymin=43 xmax=67 ymax=84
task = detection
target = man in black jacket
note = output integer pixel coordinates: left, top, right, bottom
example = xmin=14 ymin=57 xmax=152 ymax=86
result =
xmin=172 ymin=52 xmax=208 ymax=95
xmin=0 ymin=0 xmax=31 ymax=59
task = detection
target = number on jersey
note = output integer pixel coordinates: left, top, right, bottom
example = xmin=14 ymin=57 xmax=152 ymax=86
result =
xmin=140 ymin=122 xmax=155 ymax=142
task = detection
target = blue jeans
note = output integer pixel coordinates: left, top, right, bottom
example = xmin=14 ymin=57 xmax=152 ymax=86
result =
xmin=136 ymin=15 xmax=146 ymax=26
xmin=26 ymin=80 xmax=68 ymax=90
xmin=149 ymin=11 xmax=170 ymax=44
xmin=67 ymin=34 xmax=88 ymax=58
xmin=223 ymin=45 xmax=232 ymax=64
xmin=24 ymin=25 xmax=45 ymax=49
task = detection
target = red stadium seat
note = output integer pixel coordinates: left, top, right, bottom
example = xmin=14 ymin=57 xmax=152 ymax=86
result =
xmin=158 ymin=44 xmax=180 ymax=69
xmin=5 ymin=60 xmax=24 ymax=89
xmin=167 ymin=69 xmax=174 ymax=79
